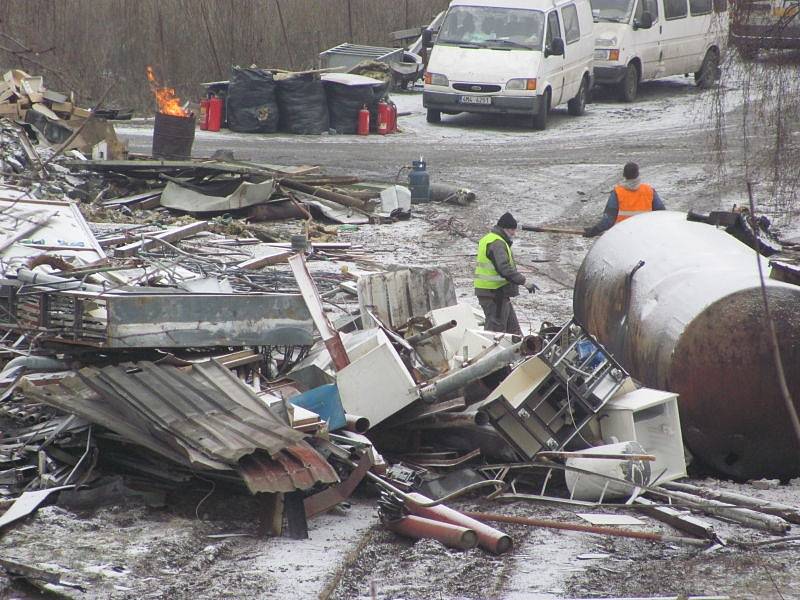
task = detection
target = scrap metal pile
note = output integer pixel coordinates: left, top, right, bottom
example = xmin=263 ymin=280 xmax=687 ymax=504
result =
xmin=0 ymin=74 xmax=799 ymax=592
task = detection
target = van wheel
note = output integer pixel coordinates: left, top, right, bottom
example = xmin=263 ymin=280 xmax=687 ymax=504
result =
xmin=533 ymin=90 xmax=550 ymax=130
xmin=695 ymin=50 xmax=719 ymax=89
xmin=426 ymin=109 xmax=441 ymax=124
xmin=568 ymin=77 xmax=588 ymax=116
xmin=618 ymin=63 xmax=638 ymax=102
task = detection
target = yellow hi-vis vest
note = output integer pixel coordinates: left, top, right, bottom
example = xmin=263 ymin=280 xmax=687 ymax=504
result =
xmin=474 ymin=232 xmax=514 ymax=290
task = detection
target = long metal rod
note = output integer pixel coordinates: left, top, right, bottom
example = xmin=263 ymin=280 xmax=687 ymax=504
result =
xmin=462 ymin=511 xmax=711 ymax=547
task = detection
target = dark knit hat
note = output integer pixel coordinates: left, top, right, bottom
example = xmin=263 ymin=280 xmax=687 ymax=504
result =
xmin=497 ymin=212 xmax=518 ymax=229
xmin=623 ymin=162 xmax=640 ymax=180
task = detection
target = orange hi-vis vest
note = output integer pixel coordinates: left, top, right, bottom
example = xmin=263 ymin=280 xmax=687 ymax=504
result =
xmin=615 ymin=183 xmax=654 ymax=223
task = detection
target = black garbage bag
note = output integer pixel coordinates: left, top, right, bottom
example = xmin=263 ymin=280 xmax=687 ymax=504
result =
xmin=276 ymin=74 xmax=329 ymax=135
xmin=227 ymin=67 xmax=279 ymax=133
xmin=324 ymin=80 xmax=388 ymax=134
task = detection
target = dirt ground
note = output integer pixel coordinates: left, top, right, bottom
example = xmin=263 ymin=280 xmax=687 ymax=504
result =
xmin=2 ymin=70 xmax=799 ymax=600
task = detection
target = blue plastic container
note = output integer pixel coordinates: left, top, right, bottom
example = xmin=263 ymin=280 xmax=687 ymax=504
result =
xmin=289 ymin=384 xmax=347 ymax=431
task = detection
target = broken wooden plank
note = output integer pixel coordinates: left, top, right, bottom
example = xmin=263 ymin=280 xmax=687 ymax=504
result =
xmin=633 ymin=497 xmax=716 ymax=540
xmin=236 ymin=249 xmax=292 ymax=270
xmin=113 ymin=221 xmax=209 ymax=257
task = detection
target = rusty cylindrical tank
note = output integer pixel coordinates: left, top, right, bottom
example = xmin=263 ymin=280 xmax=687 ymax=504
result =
xmin=574 ymin=211 xmax=800 ymax=480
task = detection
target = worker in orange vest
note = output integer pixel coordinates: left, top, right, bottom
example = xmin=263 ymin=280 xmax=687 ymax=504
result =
xmin=584 ymin=162 xmax=665 ymax=237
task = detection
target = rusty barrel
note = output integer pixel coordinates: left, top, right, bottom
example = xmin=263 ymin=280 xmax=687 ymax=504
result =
xmin=573 ymin=211 xmax=800 ymax=480
xmin=152 ymin=112 xmax=195 ymax=159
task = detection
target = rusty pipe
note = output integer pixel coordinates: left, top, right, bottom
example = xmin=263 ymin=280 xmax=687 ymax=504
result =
xmin=462 ymin=511 xmax=710 ymax=547
xmin=406 ymin=320 xmax=458 ymax=345
xmin=574 ymin=211 xmax=800 ymax=480
xmin=419 ymin=335 xmax=542 ymax=403
xmin=405 ymin=493 xmax=512 ymax=554
xmin=385 ymin=515 xmax=478 ymax=550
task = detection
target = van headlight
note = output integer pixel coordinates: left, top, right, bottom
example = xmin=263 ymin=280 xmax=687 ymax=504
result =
xmin=594 ymin=49 xmax=620 ymax=61
xmin=506 ymin=78 xmax=537 ymax=91
xmin=424 ymin=72 xmax=449 ymax=86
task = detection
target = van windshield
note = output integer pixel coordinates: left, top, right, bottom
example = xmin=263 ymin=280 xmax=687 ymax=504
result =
xmin=590 ymin=0 xmax=636 ymax=22
xmin=437 ymin=6 xmax=545 ymax=50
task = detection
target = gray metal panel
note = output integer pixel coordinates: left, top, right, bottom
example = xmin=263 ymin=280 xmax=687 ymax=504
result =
xmin=104 ymin=292 xmax=314 ymax=348
xmin=319 ymin=43 xmax=403 ymax=70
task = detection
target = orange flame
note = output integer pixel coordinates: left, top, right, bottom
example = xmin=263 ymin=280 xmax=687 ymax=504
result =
xmin=146 ymin=66 xmax=189 ymax=117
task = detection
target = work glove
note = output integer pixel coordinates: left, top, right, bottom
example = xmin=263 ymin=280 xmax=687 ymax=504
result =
xmin=525 ymin=281 xmax=540 ymax=294
xmin=583 ymin=226 xmax=599 ymax=238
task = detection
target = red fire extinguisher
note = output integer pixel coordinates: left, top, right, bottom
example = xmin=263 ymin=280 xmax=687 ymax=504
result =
xmin=207 ymin=96 xmax=223 ymax=132
xmin=377 ymin=99 xmax=390 ymax=135
xmin=357 ymin=105 xmax=370 ymax=136
xmin=199 ymin=98 xmax=210 ymax=130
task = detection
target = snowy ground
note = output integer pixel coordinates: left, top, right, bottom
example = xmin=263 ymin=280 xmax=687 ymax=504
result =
xmin=3 ymin=71 xmax=798 ymax=599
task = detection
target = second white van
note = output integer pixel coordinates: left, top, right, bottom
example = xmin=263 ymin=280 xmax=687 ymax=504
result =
xmin=423 ymin=0 xmax=595 ymax=130
xmin=591 ymin=0 xmax=728 ymax=101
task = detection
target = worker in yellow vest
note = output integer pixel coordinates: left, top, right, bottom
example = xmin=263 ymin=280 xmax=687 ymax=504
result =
xmin=474 ymin=212 xmax=539 ymax=335
xmin=584 ymin=162 xmax=665 ymax=237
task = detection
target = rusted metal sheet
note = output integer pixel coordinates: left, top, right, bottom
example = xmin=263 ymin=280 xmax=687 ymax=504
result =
xmin=574 ymin=211 xmax=800 ymax=479
xmin=303 ymin=450 xmax=372 ymax=517
xmin=239 ymin=442 xmax=339 ymax=494
xmin=22 ymin=361 xmax=337 ymax=492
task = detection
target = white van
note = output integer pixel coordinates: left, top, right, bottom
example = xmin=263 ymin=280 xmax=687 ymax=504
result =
xmin=422 ymin=0 xmax=595 ymax=130
xmin=591 ymin=0 xmax=728 ymax=101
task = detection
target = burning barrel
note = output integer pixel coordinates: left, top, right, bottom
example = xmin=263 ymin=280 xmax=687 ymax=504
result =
xmin=152 ymin=112 xmax=195 ymax=159
xmin=573 ymin=211 xmax=800 ymax=480
xmin=147 ymin=66 xmax=195 ymax=159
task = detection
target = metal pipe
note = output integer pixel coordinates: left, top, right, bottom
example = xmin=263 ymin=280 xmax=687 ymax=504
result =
xmin=573 ymin=211 xmax=800 ymax=480
xmin=0 ymin=356 xmax=68 ymax=379
xmin=406 ymin=320 xmax=457 ymax=345
xmin=344 ymin=414 xmax=370 ymax=434
xmin=405 ymin=492 xmax=512 ymax=554
xmin=419 ymin=335 xmax=542 ymax=403
xmin=16 ymin=268 xmax=105 ymax=293
xmin=384 ymin=515 xmax=478 ymax=550
xmin=661 ymin=481 xmax=800 ymax=525
xmin=461 ymin=511 xmax=711 ymax=548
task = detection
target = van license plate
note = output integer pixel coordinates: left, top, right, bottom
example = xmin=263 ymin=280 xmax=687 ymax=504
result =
xmin=460 ymin=96 xmax=492 ymax=105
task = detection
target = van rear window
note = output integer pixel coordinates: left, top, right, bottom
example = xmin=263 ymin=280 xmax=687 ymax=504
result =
xmin=664 ymin=0 xmax=689 ymax=19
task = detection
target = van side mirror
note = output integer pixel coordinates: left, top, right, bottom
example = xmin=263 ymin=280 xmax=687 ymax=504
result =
xmin=546 ymin=37 xmax=565 ymax=57
xmin=422 ymin=29 xmax=434 ymax=48
xmin=634 ymin=11 xmax=654 ymax=29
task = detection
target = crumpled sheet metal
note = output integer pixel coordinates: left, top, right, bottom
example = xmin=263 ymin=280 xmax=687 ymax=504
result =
xmin=239 ymin=442 xmax=339 ymax=494
xmin=21 ymin=360 xmax=338 ymax=492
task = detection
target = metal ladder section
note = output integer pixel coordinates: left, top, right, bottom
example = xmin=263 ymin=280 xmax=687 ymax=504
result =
xmin=489 ymin=319 xmax=629 ymax=459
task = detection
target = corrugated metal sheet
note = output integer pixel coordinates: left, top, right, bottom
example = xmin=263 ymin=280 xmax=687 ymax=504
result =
xmin=21 ymin=360 xmax=339 ymax=492
xmin=239 ymin=443 xmax=339 ymax=494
